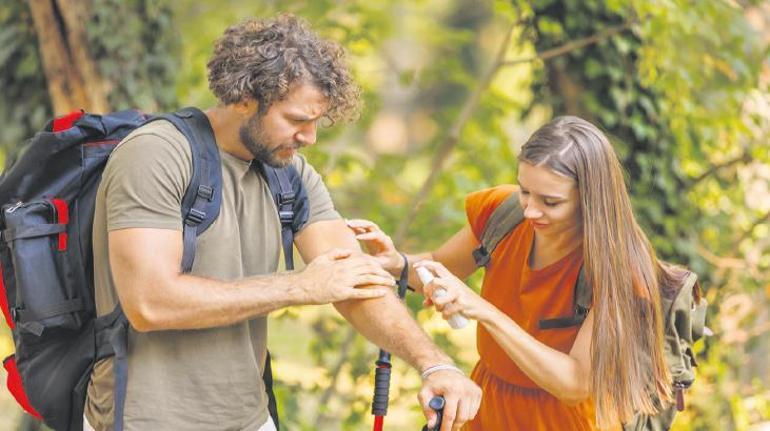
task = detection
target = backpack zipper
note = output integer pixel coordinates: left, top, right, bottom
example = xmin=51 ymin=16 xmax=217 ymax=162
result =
xmin=673 ymin=380 xmax=691 ymax=411
xmin=5 ymin=201 xmax=23 ymax=213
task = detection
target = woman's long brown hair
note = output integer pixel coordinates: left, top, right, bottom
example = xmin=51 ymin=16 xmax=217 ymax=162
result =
xmin=520 ymin=116 xmax=673 ymax=427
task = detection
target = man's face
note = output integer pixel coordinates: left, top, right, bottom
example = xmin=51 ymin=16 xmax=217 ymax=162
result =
xmin=239 ymin=83 xmax=328 ymax=168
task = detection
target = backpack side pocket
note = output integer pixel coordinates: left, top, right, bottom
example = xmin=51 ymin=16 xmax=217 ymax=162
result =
xmin=2 ymin=200 xmax=86 ymax=334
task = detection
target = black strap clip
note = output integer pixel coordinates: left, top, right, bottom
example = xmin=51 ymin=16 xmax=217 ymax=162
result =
xmin=278 ymin=191 xmax=295 ymax=206
xmin=184 ymin=208 xmax=206 ymax=226
xmin=472 ymin=246 xmax=491 ymax=267
xmin=279 ymin=210 xmax=295 ymax=224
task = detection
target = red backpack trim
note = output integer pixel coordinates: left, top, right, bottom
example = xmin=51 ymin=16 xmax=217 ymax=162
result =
xmin=51 ymin=199 xmax=69 ymax=251
xmin=3 ymin=355 xmax=41 ymax=419
xmin=0 ymin=263 xmax=12 ymax=329
xmin=52 ymin=110 xmax=85 ymax=132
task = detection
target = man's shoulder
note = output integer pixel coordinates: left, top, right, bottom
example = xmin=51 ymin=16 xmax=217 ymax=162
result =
xmin=110 ymin=119 xmax=193 ymax=166
xmin=122 ymin=118 xmax=191 ymax=148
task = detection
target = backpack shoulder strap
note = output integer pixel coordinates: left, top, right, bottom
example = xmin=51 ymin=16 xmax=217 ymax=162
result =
xmin=154 ymin=107 xmax=223 ymax=273
xmin=539 ymin=265 xmax=592 ymax=329
xmin=259 ymin=163 xmax=309 ymax=271
xmin=472 ymin=191 xmax=524 ymax=267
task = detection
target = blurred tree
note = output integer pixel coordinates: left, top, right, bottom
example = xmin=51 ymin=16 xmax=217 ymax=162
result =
xmin=0 ymin=0 xmax=178 ymax=168
xmin=1 ymin=1 xmax=767 ymax=430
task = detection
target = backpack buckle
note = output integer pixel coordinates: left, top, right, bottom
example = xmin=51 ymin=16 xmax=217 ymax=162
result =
xmin=575 ymin=305 xmax=589 ymax=320
xmin=197 ymin=185 xmax=214 ymax=202
xmin=279 ymin=210 xmax=294 ymax=224
xmin=184 ymin=209 xmax=206 ymax=226
xmin=472 ymin=246 xmax=491 ymax=267
xmin=278 ymin=191 xmax=295 ymax=206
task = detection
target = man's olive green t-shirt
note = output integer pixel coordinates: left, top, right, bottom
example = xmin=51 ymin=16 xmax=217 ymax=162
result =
xmin=85 ymin=120 xmax=339 ymax=431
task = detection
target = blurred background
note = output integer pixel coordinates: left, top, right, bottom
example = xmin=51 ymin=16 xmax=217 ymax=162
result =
xmin=0 ymin=0 xmax=769 ymax=430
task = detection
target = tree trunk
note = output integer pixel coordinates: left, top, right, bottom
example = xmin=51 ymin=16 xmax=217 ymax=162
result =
xmin=27 ymin=0 xmax=110 ymax=114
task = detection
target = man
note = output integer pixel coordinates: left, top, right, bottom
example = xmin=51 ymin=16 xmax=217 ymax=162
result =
xmin=84 ymin=14 xmax=481 ymax=431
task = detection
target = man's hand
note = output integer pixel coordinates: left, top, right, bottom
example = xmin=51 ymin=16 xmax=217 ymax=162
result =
xmin=293 ymin=248 xmax=395 ymax=304
xmin=419 ymin=369 xmax=482 ymax=431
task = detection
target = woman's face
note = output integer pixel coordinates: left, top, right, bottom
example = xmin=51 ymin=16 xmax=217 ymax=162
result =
xmin=517 ymin=161 xmax=582 ymax=238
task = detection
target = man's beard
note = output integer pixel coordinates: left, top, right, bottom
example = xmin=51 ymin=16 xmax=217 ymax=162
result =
xmin=239 ymin=114 xmax=297 ymax=168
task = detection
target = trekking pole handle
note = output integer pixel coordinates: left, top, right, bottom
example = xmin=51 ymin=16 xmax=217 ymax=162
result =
xmin=421 ymin=396 xmax=446 ymax=431
xmin=416 ymin=266 xmax=468 ymax=330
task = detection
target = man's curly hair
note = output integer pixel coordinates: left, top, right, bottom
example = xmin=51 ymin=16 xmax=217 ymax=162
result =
xmin=207 ymin=14 xmax=361 ymax=124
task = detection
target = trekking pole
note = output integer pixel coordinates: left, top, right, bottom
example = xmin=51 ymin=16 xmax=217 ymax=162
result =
xmin=371 ymin=254 xmax=410 ymax=431
xmin=421 ymin=396 xmax=446 ymax=431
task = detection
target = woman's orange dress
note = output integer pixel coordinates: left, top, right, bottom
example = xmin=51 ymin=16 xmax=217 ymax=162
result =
xmin=463 ymin=185 xmax=602 ymax=431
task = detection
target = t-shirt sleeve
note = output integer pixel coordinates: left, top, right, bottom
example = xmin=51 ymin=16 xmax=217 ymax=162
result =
xmin=292 ymin=154 xmax=340 ymax=229
xmin=465 ymin=184 xmax=519 ymax=241
xmin=101 ymin=128 xmax=192 ymax=231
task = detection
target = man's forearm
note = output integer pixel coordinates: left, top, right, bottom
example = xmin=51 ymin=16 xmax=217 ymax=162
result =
xmin=123 ymin=271 xmax=305 ymax=332
xmin=297 ymin=219 xmax=456 ymax=371
xmin=334 ymin=291 xmax=452 ymax=371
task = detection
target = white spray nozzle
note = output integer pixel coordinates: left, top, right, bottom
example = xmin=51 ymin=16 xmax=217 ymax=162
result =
xmin=415 ymin=266 xmax=468 ymax=330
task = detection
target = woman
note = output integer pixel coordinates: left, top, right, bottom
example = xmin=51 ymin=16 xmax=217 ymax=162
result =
xmin=349 ymin=116 xmax=682 ymax=430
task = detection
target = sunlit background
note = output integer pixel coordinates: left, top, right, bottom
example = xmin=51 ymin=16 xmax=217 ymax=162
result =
xmin=1 ymin=1 xmax=769 ymax=430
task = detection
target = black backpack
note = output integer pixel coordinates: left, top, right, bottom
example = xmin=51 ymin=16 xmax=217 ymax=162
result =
xmin=472 ymin=191 xmax=708 ymax=430
xmin=0 ymin=107 xmax=307 ymax=431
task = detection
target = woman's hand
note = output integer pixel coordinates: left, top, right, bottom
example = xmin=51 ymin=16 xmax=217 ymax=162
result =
xmin=346 ymin=219 xmax=404 ymax=275
xmin=415 ymin=261 xmax=496 ymax=324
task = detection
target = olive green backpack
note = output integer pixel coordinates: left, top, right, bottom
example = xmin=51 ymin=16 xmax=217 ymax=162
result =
xmin=471 ymin=192 xmax=708 ymax=430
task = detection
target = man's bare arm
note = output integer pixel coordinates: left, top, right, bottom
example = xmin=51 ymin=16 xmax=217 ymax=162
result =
xmin=109 ymin=228 xmax=392 ymax=332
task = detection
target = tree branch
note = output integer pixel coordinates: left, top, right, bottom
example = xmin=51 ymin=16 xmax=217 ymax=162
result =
xmin=392 ymin=20 xmax=518 ymax=244
xmin=689 ymin=152 xmax=753 ymax=187
xmin=734 ymin=209 xmax=770 ymax=246
xmin=392 ymin=21 xmax=633 ymax=244
xmin=500 ymin=22 xmax=633 ymax=67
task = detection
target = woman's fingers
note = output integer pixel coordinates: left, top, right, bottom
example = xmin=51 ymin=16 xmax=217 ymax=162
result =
xmin=441 ymin=302 xmax=464 ymax=320
xmin=346 ymin=218 xmax=380 ymax=231
xmin=415 ymin=260 xmax=453 ymax=278
xmin=354 ymin=231 xmax=390 ymax=243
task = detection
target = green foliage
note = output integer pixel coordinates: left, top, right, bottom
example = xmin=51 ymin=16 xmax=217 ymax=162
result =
xmin=0 ymin=2 xmax=51 ymax=168
xmin=1 ymin=0 xmax=767 ymax=429
xmin=528 ymin=1 xmax=769 ymax=429
xmin=0 ymin=0 xmax=179 ymax=169
xmin=86 ymin=0 xmax=179 ymax=112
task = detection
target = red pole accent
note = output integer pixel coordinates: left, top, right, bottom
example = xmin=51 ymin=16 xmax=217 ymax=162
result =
xmin=373 ymin=415 xmax=384 ymax=431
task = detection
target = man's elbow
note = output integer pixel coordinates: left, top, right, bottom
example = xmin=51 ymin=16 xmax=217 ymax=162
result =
xmin=119 ymin=288 xmax=168 ymax=333
xmin=121 ymin=301 xmax=160 ymax=332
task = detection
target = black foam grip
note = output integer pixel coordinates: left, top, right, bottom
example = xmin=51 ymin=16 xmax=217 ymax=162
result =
xmin=371 ymin=365 xmax=392 ymax=416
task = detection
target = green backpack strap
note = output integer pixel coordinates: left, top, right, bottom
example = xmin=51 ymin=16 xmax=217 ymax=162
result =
xmin=472 ymin=191 xmax=524 ymax=267
xmin=539 ymin=266 xmax=592 ymax=329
